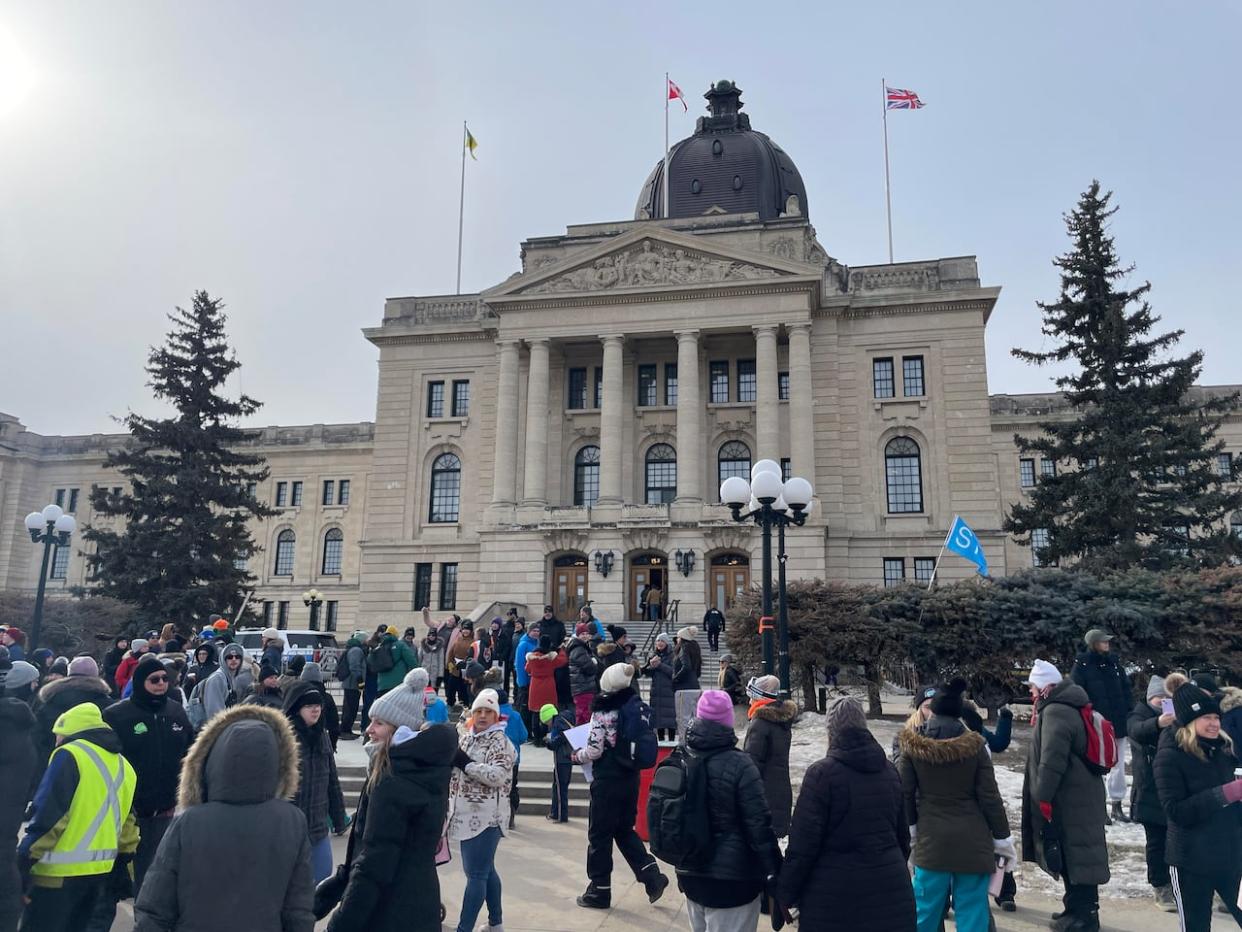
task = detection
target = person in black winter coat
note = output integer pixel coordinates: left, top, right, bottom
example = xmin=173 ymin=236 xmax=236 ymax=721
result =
xmin=702 ymin=606 xmax=726 ymax=652
xmin=186 ymin=642 xmax=218 ymax=693
xmin=779 ymin=696 xmax=915 ymax=932
xmin=101 ymin=653 xmax=195 ymax=905
xmin=676 ymin=690 xmax=782 ymax=930
xmin=1128 ymin=673 xmax=1180 ymax=911
xmin=246 ymin=664 xmax=285 ymax=709
xmin=30 ymin=658 xmax=114 ymax=786
xmin=543 ymin=703 xmax=577 ymax=822
xmin=642 ymin=636 xmax=677 ymax=740
xmin=1153 ymin=683 xmax=1242 ymax=931
xmin=283 ymin=682 xmax=347 ymax=885
xmin=325 ymin=668 xmax=460 ymax=932
xmin=0 ymin=697 xmax=37 ymax=932
xmin=672 ymin=629 xmax=702 ymax=693
xmin=743 ymin=674 xmax=795 ymax=838
xmin=1070 ymin=628 xmax=1133 ymax=822
xmin=299 ymin=662 xmax=341 ymax=751
xmin=102 ymin=637 xmax=129 ymax=697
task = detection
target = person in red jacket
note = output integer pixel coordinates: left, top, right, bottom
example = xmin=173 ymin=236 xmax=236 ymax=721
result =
xmin=525 ymin=637 xmax=568 ymax=746
xmin=113 ymin=639 xmax=150 ymax=696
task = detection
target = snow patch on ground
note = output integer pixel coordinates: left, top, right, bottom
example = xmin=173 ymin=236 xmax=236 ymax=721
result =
xmin=787 ymin=701 xmax=1152 ymax=900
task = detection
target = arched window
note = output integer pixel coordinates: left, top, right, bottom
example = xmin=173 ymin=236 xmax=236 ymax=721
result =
xmin=574 ymin=445 xmax=601 ymax=507
xmin=717 ymin=441 xmax=751 ymax=498
xmin=273 ymin=530 xmax=296 ymax=576
xmin=885 ymin=436 xmax=923 ymax=513
xmin=429 ymin=453 xmax=462 ymax=523
xmin=645 ymin=443 xmax=677 ymax=504
xmin=321 ymin=528 xmax=344 ymax=575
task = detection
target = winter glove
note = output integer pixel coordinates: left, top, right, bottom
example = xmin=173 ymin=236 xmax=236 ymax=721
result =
xmin=333 ymin=813 xmax=352 ymax=836
xmin=764 ymin=874 xmax=780 ymax=900
xmin=1223 ymin=779 xmax=1242 ymax=804
xmin=453 ymin=749 xmax=473 ymax=771
xmin=109 ymin=857 xmax=134 ymax=901
xmin=999 ymin=707 xmax=1013 ymax=720
xmin=314 ymin=864 xmax=349 ymax=919
xmin=992 ymin=835 xmax=1018 ymax=871
xmin=1038 ymin=801 xmax=1053 ymax=822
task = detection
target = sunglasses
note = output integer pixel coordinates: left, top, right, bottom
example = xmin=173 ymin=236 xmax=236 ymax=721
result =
xmin=147 ymin=674 xmax=169 ymax=684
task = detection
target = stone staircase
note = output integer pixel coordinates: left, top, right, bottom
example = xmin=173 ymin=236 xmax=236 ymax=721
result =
xmin=619 ymin=604 xmax=727 ymax=695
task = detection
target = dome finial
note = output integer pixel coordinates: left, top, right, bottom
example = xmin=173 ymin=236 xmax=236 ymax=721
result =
xmin=700 ymin=80 xmax=749 ymax=132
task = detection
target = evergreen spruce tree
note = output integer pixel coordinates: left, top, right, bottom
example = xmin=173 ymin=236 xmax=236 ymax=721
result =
xmin=1004 ymin=181 xmax=1241 ymax=570
xmin=85 ymin=291 xmax=274 ymax=626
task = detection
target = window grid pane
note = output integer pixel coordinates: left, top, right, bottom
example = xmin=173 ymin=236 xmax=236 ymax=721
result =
xmin=276 ymin=482 xmax=288 ymax=507
xmin=637 ymin=365 xmax=658 ymax=406
xmin=914 ymin=557 xmax=935 ymax=583
xmin=322 ymin=529 xmax=343 ymax=575
xmin=574 ymin=445 xmax=601 ymax=507
xmin=1218 ymin=452 xmax=1233 ymax=478
xmin=902 ymin=356 xmax=925 ymax=396
xmin=710 ymin=362 xmax=729 ymax=403
xmin=291 ymin=481 xmax=303 ymax=507
xmin=325 ymin=601 xmax=338 ymax=632
xmin=1019 ymin=459 xmax=1036 ymax=488
xmin=665 ymin=364 xmax=678 ymax=407
xmin=338 ymin=480 xmax=350 ymax=505
xmin=737 ymin=359 xmax=757 ymax=403
xmin=568 ymin=368 xmax=587 ymax=410
xmin=452 ymin=380 xmax=470 ymax=417
xmin=883 ymin=558 xmax=905 ymax=588
xmin=322 ymin=480 xmax=335 ymax=506
xmin=593 ymin=368 xmax=602 ymax=409
xmin=277 ymin=601 xmax=289 ymax=628
xmin=55 ymin=488 xmax=65 ymax=507
xmin=1040 ymin=458 xmax=1057 ymax=478
xmin=414 ymin=563 xmax=433 ymax=610
xmin=51 ymin=545 xmax=70 ymax=579
xmin=262 ymin=602 xmax=273 ymax=626
xmin=1031 ymin=528 xmax=1050 ymax=567
xmin=781 ymin=458 xmax=792 ymax=482
xmin=427 ymin=381 xmax=445 ymax=418
xmin=429 ymin=453 xmax=462 ymax=523
xmin=68 ymin=488 xmax=79 ymax=513
xmin=885 ymin=437 xmax=923 ymax=513
xmin=274 ymin=531 xmax=295 ymax=576
xmin=873 ymin=358 xmax=895 ymax=399
xmin=778 ymin=372 xmax=790 ymax=401
xmin=439 ymin=563 xmax=459 ymax=611
xmin=717 ymin=441 xmax=752 ymax=499
xmin=645 ymin=443 xmax=677 ymax=504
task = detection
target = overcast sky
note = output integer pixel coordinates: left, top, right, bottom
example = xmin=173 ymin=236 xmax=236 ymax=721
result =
xmin=2 ymin=2 xmax=1238 ymax=436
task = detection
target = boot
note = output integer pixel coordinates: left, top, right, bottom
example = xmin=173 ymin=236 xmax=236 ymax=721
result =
xmin=995 ymin=894 xmax=1016 ymax=912
xmin=641 ymin=864 xmax=669 ymax=903
xmin=1110 ymin=801 xmax=1130 ymax=823
xmin=508 ymin=810 xmax=516 ymax=830
xmin=1154 ymin=885 xmax=1177 ymax=912
xmin=1051 ymin=912 xmax=1099 ymax=932
xmin=1102 ymin=806 xmax=1113 ymax=826
xmin=576 ymin=883 xmax=610 ymax=909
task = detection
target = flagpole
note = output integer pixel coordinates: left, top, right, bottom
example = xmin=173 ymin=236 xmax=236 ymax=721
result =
xmin=663 ymin=72 xmax=670 ymax=219
xmin=881 ymin=79 xmax=895 ymax=264
xmin=456 ymin=120 xmax=467 ymax=294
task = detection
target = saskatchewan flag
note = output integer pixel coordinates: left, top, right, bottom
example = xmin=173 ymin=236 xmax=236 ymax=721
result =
xmin=464 ymin=125 xmax=478 ymax=160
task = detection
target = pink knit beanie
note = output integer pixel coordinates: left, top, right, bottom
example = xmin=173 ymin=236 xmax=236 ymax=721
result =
xmin=696 ymin=689 xmax=735 ymax=728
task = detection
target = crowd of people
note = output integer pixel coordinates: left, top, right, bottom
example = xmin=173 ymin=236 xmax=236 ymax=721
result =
xmin=3 ymin=614 xmax=1242 ymax=932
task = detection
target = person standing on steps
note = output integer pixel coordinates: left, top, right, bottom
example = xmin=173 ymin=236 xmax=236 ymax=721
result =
xmin=1071 ymin=628 xmax=1133 ymax=824
xmin=672 ymin=627 xmax=702 ymax=695
xmin=642 ymin=634 xmax=677 ymax=742
xmin=574 ymin=662 xmax=669 ymax=910
xmin=336 ymin=632 xmax=368 ymax=740
xmin=512 ymin=621 xmax=540 ymax=739
xmin=566 ymin=623 xmax=598 ymax=726
xmin=702 ymin=605 xmax=726 ymax=653
xmin=743 ymin=674 xmax=795 ymax=839
xmin=1127 ymin=673 xmax=1181 ymax=912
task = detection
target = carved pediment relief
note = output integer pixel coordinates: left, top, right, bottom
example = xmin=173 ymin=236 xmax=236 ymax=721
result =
xmin=702 ymin=524 xmax=755 ymax=554
xmin=622 ymin=527 xmax=669 ymax=554
xmin=543 ymin=529 xmax=591 ymax=555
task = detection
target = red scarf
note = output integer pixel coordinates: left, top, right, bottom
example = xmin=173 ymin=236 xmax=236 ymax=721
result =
xmin=748 ymin=697 xmax=776 ymax=720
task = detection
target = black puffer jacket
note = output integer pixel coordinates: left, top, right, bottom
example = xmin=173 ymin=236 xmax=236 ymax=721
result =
xmin=327 ymin=724 xmax=458 ymax=932
xmin=1070 ymin=649 xmax=1132 ymax=734
xmin=675 ymin=718 xmax=780 ymax=904
xmin=1126 ymin=699 xmax=1168 ymax=826
xmin=103 ymin=656 xmax=195 ymax=818
xmin=643 ymin=647 xmax=677 ymax=730
xmin=0 ymin=698 xmax=37 ymax=932
xmin=566 ymin=637 xmax=598 ymax=697
xmin=1153 ymin=727 xmax=1242 ymax=876
xmin=32 ymin=674 xmax=114 ymax=781
xmin=744 ymin=700 xmax=796 ymax=837
xmin=778 ymin=726 xmax=914 ymax=932
xmin=672 ymin=641 xmax=702 ymax=692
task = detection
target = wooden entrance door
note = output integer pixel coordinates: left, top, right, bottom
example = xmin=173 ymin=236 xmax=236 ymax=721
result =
xmin=628 ymin=557 xmax=667 ymax=620
xmin=709 ymin=555 xmax=751 ymax=610
xmin=552 ymin=565 xmax=588 ymax=621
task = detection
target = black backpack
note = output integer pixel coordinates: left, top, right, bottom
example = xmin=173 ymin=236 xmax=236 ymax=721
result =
xmin=646 ymin=746 xmax=712 ymax=869
xmin=335 ymin=648 xmax=355 ymax=682
xmin=366 ymin=643 xmax=396 ymax=674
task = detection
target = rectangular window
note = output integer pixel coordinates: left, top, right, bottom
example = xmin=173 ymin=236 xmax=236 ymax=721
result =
xmin=1019 ymin=459 xmax=1036 ymax=488
xmin=55 ymin=488 xmax=65 ymax=507
xmin=1218 ymin=452 xmax=1233 ymax=478
xmin=593 ymin=367 xmax=602 ymax=409
xmin=781 ymin=457 xmax=792 ymax=482
xmin=710 ymin=361 xmax=730 ymax=403
xmin=245 ymin=482 xmax=256 ymax=500
xmin=427 ymin=381 xmax=445 ymax=418
xmin=778 ymin=371 xmax=790 ymax=401
xmin=914 ymin=557 xmax=935 ymax=583
xmin=277 ymin=601 xmax=289 ymax=629
xmin=262 ymin=602 xmax=273 ymax=626
xmin=338 ymin=479 xmax=350 ymax=505
xmin=452 ymin=380 xmax=470 ymax=417
xmin=665 ymin=363 xmax=678 ymax=407
xmin=1082 ymin=457 xmax=1098 ymax=471
xmin=1040 ymin=458 xmax=1057 ymax=478
xmin=290 ymin=481 xmax=303 ymax=507
xmin=325 ymin=601 xmax=339 ymax=633
xmin=902 ymin=356 xmax=925 ymax=396
xmin=883 ymin=558 xmax=905 ymax=588
xmin=322 ymin=480 xmax=335 ymax=506
xmin=67 ymin=488 xmax=80 ymax=514
xmin=567 ymin=367 xmax=587 ymax=410
xmin=873 ymin=358 xmax=895 ymax=398
xmin=438 ymin=563 xmax=459 ymax=611
xmin=275 ymin=481 xmax=289 ymax=507
xmin=1031 ymin=528 xmax=1051 ymax=567
xmin=50 ymin=544 xmax=70 ymax=579
xmin=233 ymin=554 xmax=249 ymax=571
xmin=414 ymin=563 xmax=433 ymax=610
xmin=737 ymin=359 xmax=757 ymax=403
xmin=637 ymin=364 xmax=658 ymax=406
xmin=111 ymin=486 xmax=123 ymax=498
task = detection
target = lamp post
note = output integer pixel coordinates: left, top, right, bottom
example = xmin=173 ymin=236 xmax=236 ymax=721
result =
xmin=303 ymin=588 xmax=323 ymax=631
xmin=23 ymin=504 xmax=77 ymax=653
xmin=720 ymin=461 xmax=813 ymax=699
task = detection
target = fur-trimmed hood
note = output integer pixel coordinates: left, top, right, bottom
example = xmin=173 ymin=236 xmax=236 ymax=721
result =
xmin=597 ymin=641 xmax=619 ymax=659
xmin=898 ymin=725 xmax=985 ymax=765
xmin=750 ymin=699 xmax=797 ymax=724
xmin=178 ymin=702 xmax=299 ymax=808
xmin=36 ymin=674 xmax=111 ymax=705
xmin=1220 ymin=686 xmax=1242 ymax=714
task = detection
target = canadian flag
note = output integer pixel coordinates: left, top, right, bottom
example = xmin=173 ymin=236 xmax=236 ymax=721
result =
xmin=667 ymin=78 xmax=687 ymax=112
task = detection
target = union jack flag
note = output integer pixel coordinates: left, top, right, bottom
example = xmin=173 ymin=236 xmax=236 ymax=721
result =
xmin=886 ymin=86 xmax=925 ymax=110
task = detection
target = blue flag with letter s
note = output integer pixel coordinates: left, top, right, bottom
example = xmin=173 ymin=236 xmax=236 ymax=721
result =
xmin=945 ymin=515 xmax=988 ymax=577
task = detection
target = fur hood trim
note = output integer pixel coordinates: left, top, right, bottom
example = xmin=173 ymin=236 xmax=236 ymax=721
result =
xmin=37 ymin=675 xmax=112 ymax=703
xmin=1220 ymin=686 xmax=1242 ymax=714
xmin=751 ymin=700 xmax=798 ymax=724
xmin=177 ymin=702 xmax=299 ymax=808
xmin=898 ymin=726 xmax=985 ymax=764
xmin=597 ymin=642 xmax=618 ymax=658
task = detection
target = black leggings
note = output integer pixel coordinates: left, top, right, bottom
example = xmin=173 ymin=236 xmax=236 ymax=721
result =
xmin=656 ymin=728 xmax=675 ymax=742
xmin=1170 ymin=866 xmax=1242 ymax=932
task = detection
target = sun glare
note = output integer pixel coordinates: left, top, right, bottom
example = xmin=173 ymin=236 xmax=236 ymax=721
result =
xmin=0 ymin=25 xmax=39 ymax=118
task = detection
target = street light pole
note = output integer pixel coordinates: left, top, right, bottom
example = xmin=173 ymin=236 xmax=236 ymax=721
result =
xmin=777 ymin=517 xmax=791 ymax=696
xmin=759 ymin=503 xmax=774 ymax=675
xmin=303 ymin=588 xmax=323 ymax=631
xmin=23 ymin=504 xmax=77 ymax=654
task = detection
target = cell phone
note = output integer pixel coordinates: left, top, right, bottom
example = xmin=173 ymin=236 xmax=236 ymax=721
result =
xmin=1162 ymin=698 xmax=1174 ymax=716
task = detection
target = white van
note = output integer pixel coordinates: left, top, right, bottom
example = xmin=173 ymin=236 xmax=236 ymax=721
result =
xmin=234 ymin=628 xmax=341 ymax=673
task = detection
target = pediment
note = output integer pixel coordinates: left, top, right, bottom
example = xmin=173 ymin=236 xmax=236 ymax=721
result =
xmin=485 ymin=227 xmax=821 ymax=300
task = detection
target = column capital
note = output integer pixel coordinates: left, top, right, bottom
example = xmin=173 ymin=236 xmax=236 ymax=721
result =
xmin=787 ymin=321 xmax=812 ymax=337
xmin=496 ymin=337 xmax=522 ymax=349
xmin=752 ymin=324 xmax=778 ymax=338
xmin=525 ymin=336 xmax=551 ymax=348
xmin=601 ymin=333 xmax=626 ymax=347
xmin=673 ymin=329 xmax=701 ymax=343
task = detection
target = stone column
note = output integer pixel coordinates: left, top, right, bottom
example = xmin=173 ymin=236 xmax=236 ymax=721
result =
xmin=491 ymin=339 xmax=521 ymax=505
xmin=754 ymin=325 xmax=780 ymax=460
xmin=788 ymin=323 xmax=815 ymax=482
xmin=598 ymin=335 xmax=625 ymax=504
xmin=675 ymin=330 xmax=702 ymax=502
xmin=521 ymin=338 xmax=550 ymax=504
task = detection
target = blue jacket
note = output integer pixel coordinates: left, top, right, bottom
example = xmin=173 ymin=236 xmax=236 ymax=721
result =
xmin=425 ymin=696 xmax=449 ymax=724
xmin=500 ymin=703 xmax=528 ymax=763
xmin=514 ymin=634 xmax=538 ymax=687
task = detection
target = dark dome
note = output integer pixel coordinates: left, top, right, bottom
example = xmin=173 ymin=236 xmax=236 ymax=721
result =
xmin=635 ymin=80 xmax=808 ymax=222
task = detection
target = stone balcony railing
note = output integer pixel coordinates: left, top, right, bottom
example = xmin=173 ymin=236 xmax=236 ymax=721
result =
xmin=382 ymin=295 xmax=492 ymax=327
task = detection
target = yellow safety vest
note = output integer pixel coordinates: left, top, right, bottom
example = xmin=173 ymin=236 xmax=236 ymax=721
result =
xmin=32 ymin=739 xmax=136 ymax=878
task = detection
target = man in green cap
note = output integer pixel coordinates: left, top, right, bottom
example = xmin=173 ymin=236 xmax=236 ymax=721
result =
xmin=1071 ymin=628 xmax=1133 ymax=823
xmin=542 ymin=703 xmax=576 ymax=823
